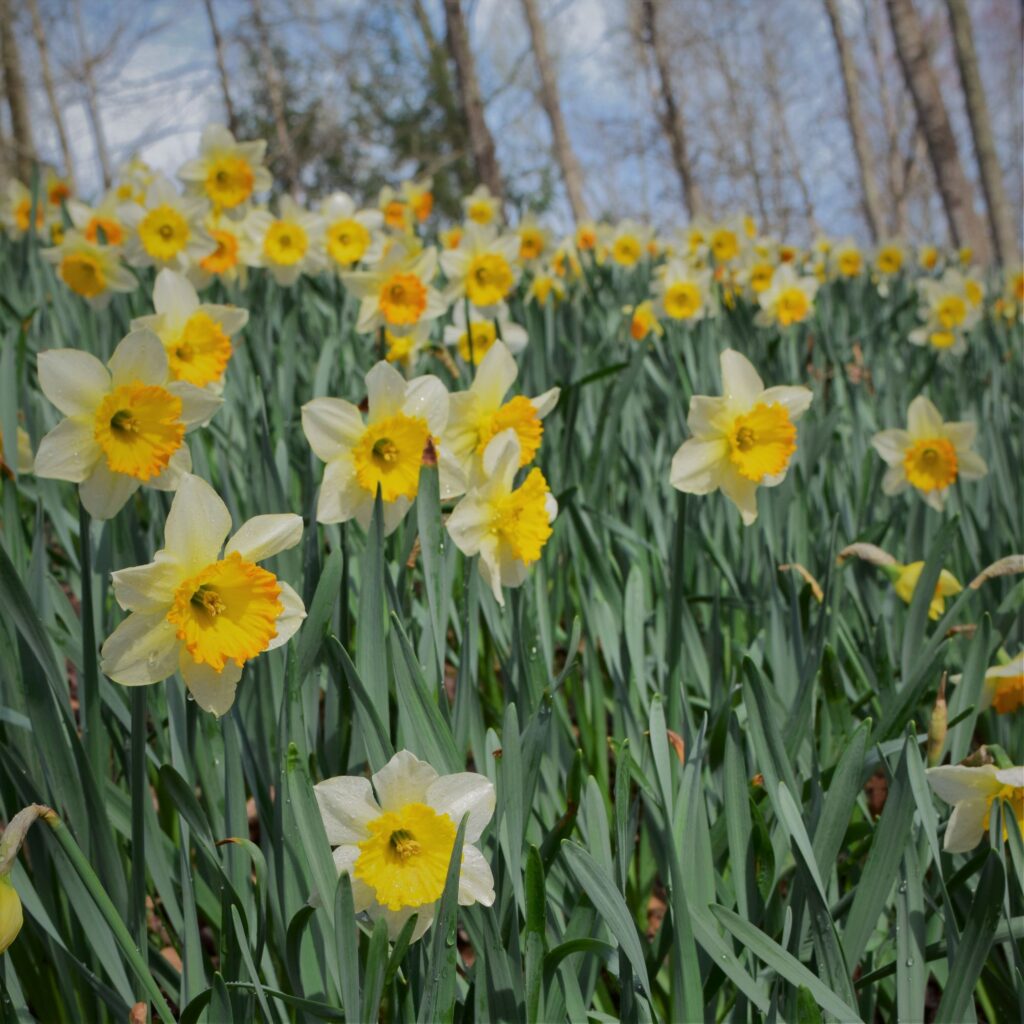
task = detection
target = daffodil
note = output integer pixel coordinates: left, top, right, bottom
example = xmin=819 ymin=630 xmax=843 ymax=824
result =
xmin=189 ymin=210 xmax=247 ymax=290
xmin=2 ymin=180 xmax=45 ymax=238
xmin=707 ymin=220 xmax=742 ymax=265
xmin=926 ymin=763 xmax=1024 ymax=853
xmin=831 ymin=239 xmax=863 ymax=278
xmin=301 ymin=361 xmax=448 ymax=534
xmin=344 ymin=243 xmax=447 ymax=337
xmin=606 ymin=219 xmax=652 ymax=268
xmin=443 ymin=303 xmax=527 ymax=365
xmin=670 ymin=349 xmax=812 ymax=525
xmin=67 ymin=189 xmax=127 ymax=246
xmin=871 ymin=396 xmax=987 ymax=510
xmin=33 ymin=330 xmax=221 ymax=519
xmin=526 ymin=265 xmax=565 ymax=306
xmin=623 ymin=301 xmax=663 ymax=342
xmin=654 ymin=260 xmax=713 ymax=324
xmin=438 ymin=340 xmax=558 ymax=499
xmin=132 ymin=269 xmax=247 ymax=389
xmin=516 ymin=216 xmax=548 ymax=263
xmin=401 ymin=178 xmax=434 ymax=223
xmin=101 ymin=473 xmax=304 ymax=714
xmin=889 ymin=561 xmax=962 ymax=620
xmin=378 ymin=186 xmax=412 ymax=233
xmin=908 ymin=270 xmax=981 ymax=354
xmin=246 ymin=197 xmax=325 ymax=286
xmin=178 ymin=124 xmax=271 ymax=213
xmin=315 ymin=750 xmax=495 ymax=941
xmin=321 ymin=191 xmax=383 ymax=270
xmin=440 ymin=225 xmax=521 ymax=312
xmin=979 ymin=654 xmax=1024 ymax=715
xmin=462 ymin=184 xmax=501 ymax=226
xmin=384 ymin=322 xmax=433 ymax=373
xmin=446 ymin=430 xmax=557 ymax=605
xmin=873 ymin=240 xmax=907 ymax=279
xmin=121 ymin=176 xmax=215 ymax=271
xmin=918 ymin=244 xmax=939 ymax=271
xmin=754 ymin=264 xmax=818 ymax=328
xmin=41 ymin=232 xmax=137 ymax=308
xmin=112 ymin=156 xmax=156 ymax=206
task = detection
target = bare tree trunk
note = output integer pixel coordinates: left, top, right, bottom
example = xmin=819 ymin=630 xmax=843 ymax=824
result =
xmin=518 ymin=0 xmax=588 ymax=222
xmin=885 ymin=0 xmax=990 ymax=261
xmin=639 ymin=0 xmax=704 ymax=219
xmin=945 ymin=0 xmax=1016 ymax=261
xmin=866 ymin=0 xmax=907 ymax=235
xmin=248 ymin=0 xmax=300 ymax=193
xmin=72 ymin=0 xmax=112 ymax=187
xmin=202 ymin=0 xmax=239 ymax=137
xmin=0 ymin=0 xmax=35 ymax=182
xmin=26 ymin=0 xmax=74 ymax=187
xmin=442 ymin=0 xmax=504 ymax=201
xmin=824 ymin=0 xmax=885 ymax=241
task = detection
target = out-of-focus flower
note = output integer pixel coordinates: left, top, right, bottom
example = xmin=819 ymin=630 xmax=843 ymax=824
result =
xmin=926 ymin=763 xmax=1024 ymax=852
xmin=444 ymin=303 xmax=527 ymax=365
xmin=575 ymin=221 xmax=599 ymax=253
xmin=0 ymin=426 xmax=33 ymax=479
xmin=67 ymin=190 xmax=126 ymax=246
xmin=462 ymin=185 xmax=501 ymax=226
xmin=122 ymin=177 xmax=215 ymax=271
xmin=384 ymin=321 xmax=433 ymax=373
xmin=100 ymin=474 xmax=304 ymax=714
xmin=440 ymin=226 xmax=463 ymax=250
xmin=447 ymin=430 xmax=557 ymax=605
xmin=874 ymin=240 xmax=907 ymax=278
xmin=402 ymin=179 xmax=434 ymax=223
xmin=993 ymin=266 xmax=1024 ymax=324
xmin=623 ymin=301 xmax=663 ymax=342
xmin=918 ymin=244 xmax=939 ymax=271
xmin=41 ymin=232 xmax=137 ymax=308
xmin=43 ymin=169 xmax=73 ymax=208
xmin=113 ymin=157 xmax=155 ymax=205
xmin=526 ymin=266 xmax=565 ymax=306
xmin=754 ymin=264 xmax=818 ymax=328
xmin=606 ymin=220 xmax=651 ymax=268
xmin=516 ymin=216 xmax=548 ymax=263
xmin=654 ymin=260 xmax=713 ymax=324
xmin=301 ymin=362 xmax=448 ymax=534
xmin=321 ymin=192 xmax=383 ymax=270
xmin=245 ymin=197 xmax=325 ymax=286
xmin=831 ymin=239 xmax=863 ymax=278
xmin=439 ymin=340 xmax=558 ymax=498
xmin=344 ymin=243 xmax=446 ymax=337
xmin=708 ymin=221 xmax=742 ymax=265
xmin=670 ymin=349 xmax=812 ymax=525
xmin=315 ymin=749 xmax=495 ymax=941
xmin=132 ymin=269 xmax=247 ymax=389
xmin=33 ymin=330 xmax=221 ymax=519
xmin=979 ymin=654 xmax=1024 ymax=715
xmin=871 ymin=396 xmax=986 ymax=511
xmin=190 ymin=211 xmax=247 ymax=289
xmin=2 ymin=181 xmax=45 ymax=237
xmin=908 ymin=270 xmax=981 ymax=354
xmin=441 ymin=225 xmax=520 ymax=311
xmin=889 ymin=561 xmax=963 ymax=620
xmin=178 ymin=124 xmax=271 ymax=213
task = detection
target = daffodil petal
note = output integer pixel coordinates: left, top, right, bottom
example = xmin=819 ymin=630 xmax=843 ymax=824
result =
xmin=314 ymin=777 xmax=380 ymax=845
xmin=227 ymin=514 xmax=303 ymax=563
xmin=458 ymin=844 xmax=495 ymax=907
xmin=164 ymin=474 xmax=232 ymax=570
xmin=101 ymin=612 xmax=179 ymax=685
xmin=38 ymin=349 xmax=110 ymax=417
xmin=179 ymin=651 xmax=241 ymax=717
xmin=371 ymin=750 xmax=439 ymax=812
xmin=33 ymin=419 xmax=100 ymax=482
xmin=79 ymin=461 xmax=141 ymax=520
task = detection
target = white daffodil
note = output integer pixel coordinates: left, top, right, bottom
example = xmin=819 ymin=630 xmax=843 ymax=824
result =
xmin=1 ymin=180 xmax=45 ymax=238
xmin=100 ymin=473 xmax=305 ymax=715
xmin=315 ymin=749 xmax=495 ymax=942
xmin=438 ymin=340 xmax=558 ymax=500
xmin=440 ymin=224 xmax=521 ymax=312
xmin=33 ymin=331 xmax=221 ymax=519
xmin=908 ymin=270 xmax=982 ymax=354
xmin=462 ymin=184 xmax=501 ymax=226
xmin=178 ymin=124 xmax=272 ymax=214
xmin=516 ymin=216 xmax=549 ymax=263
xmin=132 ymin=269 xmax=247 ymax=390
xmin=926 ymin=763 xmax=1024 ymax=853
xmin=401 ymin=178 xmax=434 ymax=224
xmin=301 ymin=361 xmax=448 ymax=535
xmin=447 ymin=429 xmax=557 ymax=606
xmin=321 ymin=191 xmax=384 ymax=271
xmin=979 ymin=654 xmax=1024 ymax=715
xmin=754 ymin=264 xmax=818 ymax=328
xmin=831 ymin=238 xmax=864 ymax=279
xmin=344 ymin=242 xmax=447 ymax=337
xmin=67 ymin=189 xmax=128 ymax=247
xmin=121 ymin=176 xmax=215 ymax=271
xmin=245 ymin=197 xmax=325 ymax=287
xmin=40 ymin=232 xmax=137 ymax=308
xmin=670 ymin=349 xmax=812 ymax=525
xmin=870 ymin=396 xmax=987 ymax=511
xmin=189 ymin=210 xmax=248 ymax=290
xmin=873 ymin=240 xmax=908 ymax=293
xmin=605 ymin=219 xmax=653 ymax=268
xmin=653 ymin=260 xmax=714 ymax=324
xmin=443 ymin=302 xmax=527 ymax=366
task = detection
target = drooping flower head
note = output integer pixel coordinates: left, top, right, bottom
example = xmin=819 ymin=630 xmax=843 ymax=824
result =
xmin=927 ymin=764 xmax=1024 ymax=853
xmin=100 ymin=474 xmax=305 ymax=714
xmin=889 ymin=561 xmax=962 ymax=621
xmin=315 ymin=750 xmax=495 ymax=941
xmin=302 ymin=362 xmax=449 ymax=534
xmin=670 ymin=349 xmax=812 ymax=525
xmin=33 ymin=331 xmax=222 ymax=518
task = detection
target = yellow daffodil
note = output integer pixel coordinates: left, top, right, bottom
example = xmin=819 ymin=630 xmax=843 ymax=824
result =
xmin=190 ymin=210 xmax=247 ymax=290
xmin=871 ymin=396 xmax=987 ymax=511
xmin=33 ymin=330 xmax=221 ymax=519
xmin=670 ymin=349 xmax=812 ymax=525
xmin=384 ymin=321 xmax=433 ymax=373
xmin=624 ymin=300 xmax=663 ymax=342
xmin=526 ymin=266 xmax=564 ymax=306
xmin=889 ymin=561 xmax=962 ymax=620
xmin=131 ymin=269 xmax=247 ymax=389
xmin=443 ymin=302 xmax=527 ymax=365
xmin=446 ymin=430 xmax=557 ymax=605
xmin=101 ymin=473 xmax=305 ymax=714
xmin=245 ymin=197 xmax=325 ymax=287
xmin=873 ymin=240 xmax=907 ymax=278
xmin=122 ymin=176 xmax=215 ymax=271
xmin=927 ymin=764 xmax=1024 ymax=853
xmin=67 ymin=189 xmax=127 ymax=246
xmin=606 ymin=219 xmax=652 ymax=268
xmin=178 ymin=124 xmax=272 ymax=213
xmin=401 ymin=178 xmax=434 ymax=223
xmin=321 ymin=191 xmax=383 ymax=270
xmin=440 ymin=224 xmax=521 ymax=311
xmin=831 ymin=239 xmax=863 ymax=279
xmin=708 ymin=220 xmax=742 ymax=265
xmin=654 ymin=260 xmax=713 ymax=324
xmin=438 ymin=340 xmax=558 ymax=499
xmin=462 ymin=184 xmax=501 ymax=226
xmin=315 ymin=750 xmax=495 ymax=941
xmin=754 ymin=265 xmax=818 ymax=328
xmin=978 ymin=654 xmax=1024 ymax=715
xmin=344 ymin=242 xmax=447 ymax=337
xmin=41 ymin=232 xmax=137 ymax=308
xmin=908 ymin=270 xmax=981 ymax=354
xmin=301 ymin=361 xmax=449 ymax=534
xmin=2 ymin=180 xmax=45 ymax=238
xmin=516 ymin=216 xmax=548 ymax=263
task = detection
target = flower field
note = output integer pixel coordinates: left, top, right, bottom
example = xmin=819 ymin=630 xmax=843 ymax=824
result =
xmin=0 ymin=138 xmax=1022 ymax=1023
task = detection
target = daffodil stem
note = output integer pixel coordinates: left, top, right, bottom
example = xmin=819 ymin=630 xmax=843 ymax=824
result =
xmin=129 ymin=687 xmax=147 ymax=964
xmin=78 ymin=501 xmax=103 ymax=774
xmin=40 ymin=808 xmax=175 ymax=1024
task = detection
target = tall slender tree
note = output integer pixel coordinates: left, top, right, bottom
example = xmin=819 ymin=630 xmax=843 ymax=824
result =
xmin=27 ymin=0 xmax=74 ymax=187
xmin=202 ymin=0 xmax=239 ymax=137
xmin=71 ymin=0 xmax=113 ymax=187
xmin=518 ymin=0 xmax=588 ymax=222
xmin=0 ymin=0 xmax=35 ymax=182
xmin=885 ymin=0 xmax=990 ymax=261
xmin=945 ymin=0 xmax=1016 ymax=261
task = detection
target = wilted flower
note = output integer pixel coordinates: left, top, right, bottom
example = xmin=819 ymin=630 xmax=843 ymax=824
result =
xmin=926 ymin=763 xmax=1024 ymax=852
xmin=101 ymin=474 xmax=305 ymax=714
xmin=889 ymin=561 xmax=962 ymax=620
